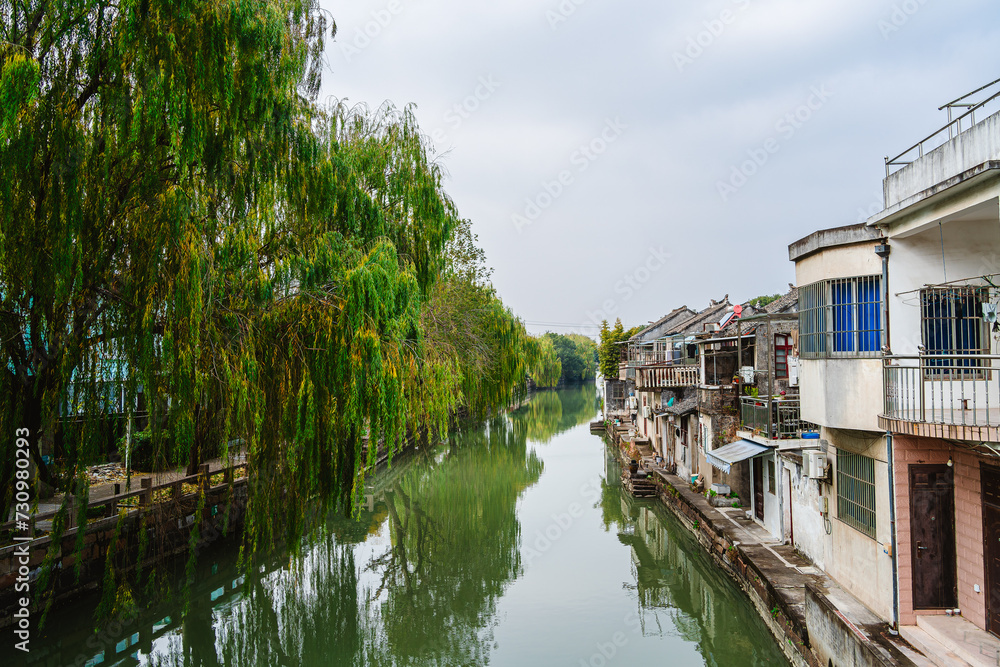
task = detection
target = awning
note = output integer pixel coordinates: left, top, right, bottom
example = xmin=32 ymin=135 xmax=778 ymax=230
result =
xmin=706 ymin=439 xmax=772 ymax=474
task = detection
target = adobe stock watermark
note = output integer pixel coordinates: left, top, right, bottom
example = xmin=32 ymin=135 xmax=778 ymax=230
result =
xmin=523 ymin=478 xmax=601 ymax=568
xmin=576 ymin=611 xmax=644 ymax=667
xmin=856 ymin=190 xmax=885 ymax=224
xmin=586 ymin=246 xmax=672 ymax=327
xmin=673 ymin=0 xmax=752 ymax=72
xmin=428 ymin=75 xmax=501 ymax=148
xmin=878 ymin=0 xmax=929 ymax=39
xmin=338 ymin=0 xmax=405 ymax=63
xmin=13 ymin=427 xmax=33 ymax=653
xmin=512 ymin=117 xmax=627 ymax=234
xmin=546 ymin=0 xmax=594 ymax=31
xmin=716 ymin=83 xmax=834 ymax=202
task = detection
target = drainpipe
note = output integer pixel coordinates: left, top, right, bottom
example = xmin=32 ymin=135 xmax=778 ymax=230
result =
xmin=875 ymin=240 xmax=891 ymax=353
xmin=887 ymin=430 xmax=900 ymax=635
xmin=875 ymin=239 xmax=899 ymax=634
xmin=767 ymin=317 xmax=774 ymax=438
xmin=737 ymin=318 xmax=742 ymax=386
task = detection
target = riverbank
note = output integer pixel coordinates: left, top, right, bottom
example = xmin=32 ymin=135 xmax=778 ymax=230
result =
xmin=606 ymin=424 xmax=932 ymax=667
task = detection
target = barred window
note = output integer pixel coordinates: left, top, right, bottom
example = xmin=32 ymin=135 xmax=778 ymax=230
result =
xmin=837 ymin=450 xmax=876 ymax=539
xmin=921 ymin=286 xmax=988 ymax=377
xmin=799 ymin=282 xmax=827 ymax=357
xmin=799 ymin=276 xmax=882 ymax=359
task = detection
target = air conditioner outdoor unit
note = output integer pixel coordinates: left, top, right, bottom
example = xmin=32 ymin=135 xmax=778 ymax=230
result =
xmin=804 ymin=450 xmax=827 ymax=479
xmin=643 ymin=406 xmax=652 ymax=419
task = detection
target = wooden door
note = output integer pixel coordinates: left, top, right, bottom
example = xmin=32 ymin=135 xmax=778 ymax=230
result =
xmin=982 ymin=465 xmax=1000 ymax=635
xmin=910 ymin=465 xmax=956 ymax=609
xmin=753 ymin=458 xmax=764 ymax=521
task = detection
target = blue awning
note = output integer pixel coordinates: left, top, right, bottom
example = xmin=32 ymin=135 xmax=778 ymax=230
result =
xmin=706 ymin=439 xmax=771 ymax=474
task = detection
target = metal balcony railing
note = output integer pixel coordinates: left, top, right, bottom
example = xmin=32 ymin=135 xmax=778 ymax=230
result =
xmin=740 ymin=396 xmax=814 ymax=439
xmin=883 ymin=354 xmax=1000 ymax=427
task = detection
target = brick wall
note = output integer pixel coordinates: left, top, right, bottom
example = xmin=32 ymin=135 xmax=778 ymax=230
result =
xmin=893 ymin=435 xmax=986 ymax=629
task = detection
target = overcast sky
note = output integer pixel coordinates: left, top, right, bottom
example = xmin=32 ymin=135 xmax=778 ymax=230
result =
xmin=317 ymin=0 xmax=1000 ymax=337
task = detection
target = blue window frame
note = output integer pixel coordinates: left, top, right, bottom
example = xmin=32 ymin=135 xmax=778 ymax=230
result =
xmin=800 ymin=276 xmax=882 ymax=359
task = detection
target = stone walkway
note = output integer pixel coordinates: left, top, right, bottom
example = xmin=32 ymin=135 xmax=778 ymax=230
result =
xmin=648 ymin=461 xmax=937 ymax=666
xmin=34 ymin=454 xmax=247 ymax=517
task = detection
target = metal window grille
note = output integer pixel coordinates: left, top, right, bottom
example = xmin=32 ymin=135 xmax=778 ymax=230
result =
xmin=799 ymin=281 xmax=827 ymax=358
xmin=836 ymin=450 xmax=876 ymax=538
xmin=798 ymin=276 xmax=881 ymax=359
xmin=921 ymin=286 xmax=989 ymax=378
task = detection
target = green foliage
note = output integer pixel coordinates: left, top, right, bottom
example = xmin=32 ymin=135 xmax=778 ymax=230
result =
xmin=529 ymin=336 xmax=561 ymax=388
xmin=598 ymin=319 xmax=642 ymax=379
xmin=748 ymin=294 xmax=782 ymax=309
xmin=0 ymin=0 xmax=536 ymax=604
xmin=415 ymin=216 xmax=535 ymax=426
xmin=543 ymin=332 xmax=596 ymax=384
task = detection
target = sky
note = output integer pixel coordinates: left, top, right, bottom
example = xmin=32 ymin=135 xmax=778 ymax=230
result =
xmin=316 ymin=0 xmax=1000 ymax=338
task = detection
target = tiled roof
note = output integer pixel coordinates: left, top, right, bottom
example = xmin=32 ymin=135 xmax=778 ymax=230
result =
xmin=765 ymin=287 xmax=799 ymax=314
xmin=630 ymin=305 xmax=696 ymax=341
xmin=663 ymin=394 xmax=698 ymax=416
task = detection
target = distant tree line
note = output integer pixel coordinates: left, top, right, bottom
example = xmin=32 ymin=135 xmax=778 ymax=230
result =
xmin=531 ymin=333 xmax=596 ymax=388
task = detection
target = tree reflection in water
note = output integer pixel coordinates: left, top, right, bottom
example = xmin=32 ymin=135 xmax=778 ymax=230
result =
xmin=510 ymin=384 xmax=600 ymax=444
xmin=144 ymin=416 xmax=542 ymax=667
xmin=599 ymin=475 xmax=784 ymax=667
xmin=36 ymin=387 xmax=784 ymax=667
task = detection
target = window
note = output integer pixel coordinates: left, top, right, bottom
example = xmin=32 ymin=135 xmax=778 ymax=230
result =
xmin=799 ymin=276 xmax=882 ymax=359
xmin=610 ymin=382 xmax=624 ymax=401
xmin=837 ymin=451 xmax=876 ymax=538
xmin=767 ymin=459 xmax=776 ymax=494
xmin=921 ymin=287 xmax=988 ymax=377
xmin=775 ymin=334 xmax=792 ymax=378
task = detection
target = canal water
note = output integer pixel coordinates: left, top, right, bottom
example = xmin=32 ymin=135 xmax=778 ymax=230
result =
xmin=22 ymin=386 xmax=787 ymax=666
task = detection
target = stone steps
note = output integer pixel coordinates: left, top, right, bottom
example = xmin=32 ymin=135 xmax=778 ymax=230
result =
xmin=900 ymin=625 xmax=966 ymax=666
xmin=903 ymin=615 xmax=1000 ymax=667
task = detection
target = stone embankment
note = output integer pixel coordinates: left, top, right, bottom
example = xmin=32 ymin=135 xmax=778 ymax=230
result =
xmin=0 ymin=461 xmax=249 ymax=626
xmin=606 ymin=421 xmax=932 ymax=667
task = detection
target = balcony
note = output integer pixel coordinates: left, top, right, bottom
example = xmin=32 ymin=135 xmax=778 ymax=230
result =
xmin=636 ymin=365 xmax=699 ymax=390
xmin=739 ymin=397 xmax=815 ymax=440
xmin=882 ymin=354 xmax=1000 ymax=442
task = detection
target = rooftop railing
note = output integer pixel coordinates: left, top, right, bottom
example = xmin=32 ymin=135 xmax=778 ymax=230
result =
xmin=885 ymin=77 xmax=1000 ymax=176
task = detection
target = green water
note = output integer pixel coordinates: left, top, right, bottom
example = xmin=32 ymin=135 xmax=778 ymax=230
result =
xmin=23 ymin=385 xmax=787 ymax=666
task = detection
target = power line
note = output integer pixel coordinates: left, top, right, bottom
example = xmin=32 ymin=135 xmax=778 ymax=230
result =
xmin=524 ymin=321 xmax=601 ymax=329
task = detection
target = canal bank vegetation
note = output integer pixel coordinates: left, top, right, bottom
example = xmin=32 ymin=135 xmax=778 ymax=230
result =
xmin=540 ymin=332 xmax=597 ymax=386
xmin=0 ymin=0 xmax=542 ymax=620
xmin=598 ymin=319 xmax=644 ymax=379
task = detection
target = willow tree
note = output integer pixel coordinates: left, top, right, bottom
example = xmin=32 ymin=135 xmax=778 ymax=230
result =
xmin=0 ymin=0 xmax=453 ymax=553
xmin=416 ymin=217 xmax=536 ymax=429
xmin=2 ymin=2 xmax=535 ymax=601
xmin=1 ymin=0 xmax=329 ymax=522
xmin=529 ymin=336 xmax=561 ymax=388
